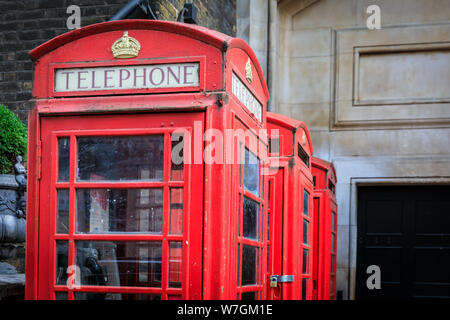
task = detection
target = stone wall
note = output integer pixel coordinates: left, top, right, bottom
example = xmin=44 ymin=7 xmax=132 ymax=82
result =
xmin=0 ymin=0 xmax=236 ymax=123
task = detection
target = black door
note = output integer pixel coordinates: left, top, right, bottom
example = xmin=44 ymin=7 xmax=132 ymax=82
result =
xmin=356 ymin=186 xmax=450 ymax=300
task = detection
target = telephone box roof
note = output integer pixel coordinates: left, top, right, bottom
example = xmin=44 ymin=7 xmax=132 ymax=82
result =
xmin=267 ymin=111 xmax=314 ymax=155
xmin=29 ymin=19 xmax=269 ymax=98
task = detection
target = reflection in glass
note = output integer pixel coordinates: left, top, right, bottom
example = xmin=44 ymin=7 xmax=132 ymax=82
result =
xmin=244 ymin=148 xmax=260 ymax=196
xmin=303 ymin=248 xmax=309 ymax=274
xmin=332 ymin=211 xmax=336 ymax=231
xmin=302 ymin=278 xmax=308 ymax=300
xmin=56 ymin=189 xmax=69 ymax=234
xmin=169 ymin=188 xmax=183 ymax=235
xmin=241 ymin=291 xmax=256 ymax=300
xmin=75 ymin=241 xmax=162 ymax=290
xmin=77 ymin=135 xmax=164 ymax=181
xmin=242 ymin=245 xmax=258 ymax=286
xmin=303 ymin=190 xmax=310 ymax=216
xmin=243 ymin=196 xmax=259 ymax=240
xmin=76 ymin=188 xmax=163 ymax=233
xmin=54 ymin=292 xmax=68 ymax=300
xmin=58 ymin=138 xmax=70 ymax=182
xmin=169 ymin=242 xmax=182 ymax=288
xmin=55 ymin=241 xmax=68 ymax=285
xmin=303 ymin=219 xmax=309 ymax=245
xmin=171 ymin=133 xmax=184 ymax=181
xmin=79 ymin=293 xmax=162 ymax=301
xmin=331 ymin=233 xmax=335 ymax=253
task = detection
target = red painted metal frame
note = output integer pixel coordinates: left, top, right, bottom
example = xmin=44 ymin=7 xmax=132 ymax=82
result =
xmin=311 ymin=157 xmax=338 ymax=300
xmin=26 ymin=20 xmax=270 ymax=300
xmin=266 ymin=112 xmax=314 ymax=300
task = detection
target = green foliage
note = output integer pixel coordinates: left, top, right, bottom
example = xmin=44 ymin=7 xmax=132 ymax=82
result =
xmin=0 ymin=104 xmax=27 ymax=174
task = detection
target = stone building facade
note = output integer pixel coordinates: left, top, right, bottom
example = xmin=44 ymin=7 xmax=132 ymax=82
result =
xmin=238 ymin=0 xmax=450 ymax=299
xmin=0 ymin=0 xmax=236 ymax=123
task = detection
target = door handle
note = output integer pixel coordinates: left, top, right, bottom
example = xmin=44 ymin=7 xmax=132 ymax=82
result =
xmin=270 ymin=275 xmax=295 ymax=287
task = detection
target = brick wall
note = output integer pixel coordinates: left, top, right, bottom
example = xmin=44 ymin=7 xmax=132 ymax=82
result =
xmin=0 ymin=0 xmax=236 ymax=123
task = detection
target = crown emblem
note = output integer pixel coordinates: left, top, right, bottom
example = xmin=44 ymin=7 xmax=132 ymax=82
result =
xmin=245 ymin=58 xmax=253 ymax=84
xmin=111 ymin=31 xmax=141 ymax=59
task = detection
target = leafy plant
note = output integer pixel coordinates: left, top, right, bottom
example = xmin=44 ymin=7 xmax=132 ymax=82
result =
xmin=0 ymin=104 xmax=27 ymax=174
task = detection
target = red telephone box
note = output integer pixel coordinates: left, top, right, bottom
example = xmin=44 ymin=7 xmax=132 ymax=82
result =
xmin=311 ymin=157 xmax=337 ymax=300
xmin=26 ymin=20 xmax=270 ymax=300
xmin=266 ymin=112 xmax=314 ymax=300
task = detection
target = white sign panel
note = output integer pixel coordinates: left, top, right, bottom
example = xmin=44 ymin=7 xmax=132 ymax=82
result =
xmin=54 ymin=62 xmax=199 ymax=92
xmin=232 ymin=72 xmax=262 ymax=122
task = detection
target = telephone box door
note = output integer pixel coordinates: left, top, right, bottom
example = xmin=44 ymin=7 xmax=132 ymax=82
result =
xmin=37 ymin=112 xmax=204 ymax=300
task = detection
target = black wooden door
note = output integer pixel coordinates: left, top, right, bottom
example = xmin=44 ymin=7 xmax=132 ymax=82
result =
xmin=356 ymin=186 xmax=450 ymax=300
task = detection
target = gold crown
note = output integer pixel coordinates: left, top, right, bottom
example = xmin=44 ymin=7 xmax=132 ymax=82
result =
xmin=111 ymin=31 xmax=141 ymax=59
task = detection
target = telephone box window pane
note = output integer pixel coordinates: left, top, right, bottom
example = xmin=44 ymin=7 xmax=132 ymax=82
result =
xmin=75 ymin=241 xmax=162 ymax=288
xmin=303 ymin=219 xmax=309 ymax=245
xmin=169 ymin=242 xmax=182 ymax=288
xmin=79 ymin=293 xmax=161 ymax=301
xmin=58 ymin=138 xmax=70 ymax=182
xmin=55 ymin=241 xmax=68 ymax=285
xmin=171 ymin=133 xmax=184 ymax=181
xmin=74 ymin=292 xmax=122 ymax=300
xmin=76 ymin=188 xmax=163 ymax=234
xmin=244 ymin=148 xmax=260 ymax=196
xmin=243 ymin=196 xmax=259 ymax=240
xmin=302 ymin=248 xmax=309 ymax=274
xmin=332 ymin=211 xmax=336 ymax=231
xmin=303 ymin=190 xmax=310 ymax=216
xmin=241 ymin=291 xmax=256 ymax=300
xmin=331 ymin=254 xmax=335 ymax=272
xmin=237 ymin=243 xmax=240 ymax=286
xmin=302 ymin=278 xmax=308 ymax=300
xmin=54 ymin=292 xmax=67 ymax=300
xmin=242 ymin=245 xmax=258 ymax=286
xmin=169 ymin=188 xmax=183 ymax=235
xmin=56 ymin=189 xmax=69 ymax=234
xmin=77 ymin=135 xmax=164 ymax=181
xmin=331 ymin=233 xmax=335 ymax=253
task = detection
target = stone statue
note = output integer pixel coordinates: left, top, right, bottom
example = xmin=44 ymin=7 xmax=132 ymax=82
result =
xmin=14 ymin=156 xmax=27 ymax=219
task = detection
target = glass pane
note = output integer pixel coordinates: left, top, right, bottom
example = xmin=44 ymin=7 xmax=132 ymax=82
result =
xmin=169 ymin=188 xmax=183 ymax=235
xmin=169 ymin=242 xmax=182 ymax=288
xmin=244 ymin=148 xmax=260 ymax=196
xmin=77 ymin=135 xmax=164 ymax=181
xmin=74 ymin=292 xmax=122 ymax=300
xmin=171 ymin=133 xmax=184 ymax=181
xmin=241 ymin=291 xmax=257 ymax=300
xmin=55 ymin=241 xmax=68 ymax=285
xmin=302 ymin=248 xmax=309 ymax=274
xmin=331 ymin=233 xmax=335 ymax=253
xmin=243 ymin=196 xmax=259 ymax=240
xmin=56 ymin=189 xmax=69 ymax=234
xmin=267 ymin=212 xmax=270 ymax=241
xmin=54 ymin=292 xmax=68 ymax=300
xmin=242 ymin=245 xmax=258 ymax=286
xmin=303 ymin=219 xmax=309 ymax=245
xmin=237 ymin=243 xmax=240 ymax=286
xmin=330 ymin=276 xmax=335 ymax=297
xmin=238 ymin=193 xmax=241 ymax=237
xmin=331 ymin=211 xmax=336 ymax=232
xmin=58 ymin=138 xmax=70 ymax=181
xmin=76 ymin=188 xmax=163 ymax=233
xmin=303 ymin=189 xmax=310 ymax=216
xmin=302 ymin=278 xmax=308 ymax=300
xmin=331 ymin=254 xmax=335 ymax=272
xmin=75 ymin=241 xmax=162 ymax=287
xmin=269 ymin=138 xmax=279 ymax=154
